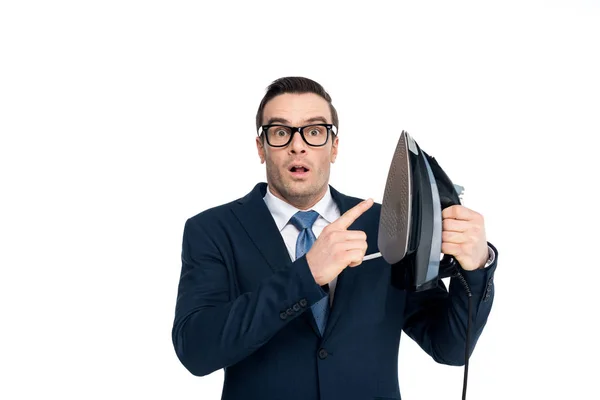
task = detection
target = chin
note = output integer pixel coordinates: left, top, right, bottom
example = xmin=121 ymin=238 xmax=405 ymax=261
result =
xmin=284 ymin=180 xmax=322 ymax=198
xmin=283 ymin=183 xmax=310 ymax=196
xmin=267 ymin=168 xmax=326 ymax=202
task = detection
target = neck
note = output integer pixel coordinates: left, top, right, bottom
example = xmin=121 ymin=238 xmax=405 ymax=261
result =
xmin=268 ymin=184 xmax=328 ymax=210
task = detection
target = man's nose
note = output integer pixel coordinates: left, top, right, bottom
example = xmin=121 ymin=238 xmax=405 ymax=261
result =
xmin=289 ymin=130 xmax=308 ymax=153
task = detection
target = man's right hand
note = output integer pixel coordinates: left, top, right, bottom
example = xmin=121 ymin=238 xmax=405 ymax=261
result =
xmin=305 ymin=198 xmax=374 ymax=286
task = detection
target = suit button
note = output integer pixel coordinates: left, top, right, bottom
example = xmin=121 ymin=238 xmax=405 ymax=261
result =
xmin=293 ymin=303 xmax=301 ymax=312
xmin=286 ymin=308 xmax=294 ymax=316
xmin=280 ymin=312 xmax=288 ymax=320
xmin=318 ymin=348 xmax=328 ymax=359
xmin=299 ymin=299 xmax=307 ymax=307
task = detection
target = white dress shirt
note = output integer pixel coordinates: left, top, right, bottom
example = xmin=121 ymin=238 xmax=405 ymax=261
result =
xmin=263 ymin=185 xmax=341 ymax=306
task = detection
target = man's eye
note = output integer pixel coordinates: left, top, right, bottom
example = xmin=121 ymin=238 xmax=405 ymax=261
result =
xmin=276 ymin=130 xmax=287 ymax=136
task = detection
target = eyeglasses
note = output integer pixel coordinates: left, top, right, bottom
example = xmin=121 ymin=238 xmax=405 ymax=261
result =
xmin=258 ymin=124 xmax=337 ymax=147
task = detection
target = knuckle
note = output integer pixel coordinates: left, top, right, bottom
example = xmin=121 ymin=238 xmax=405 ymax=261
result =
xmin=331 ymin=230 xmax=342 ymax=241
xmin=332 ymin=242 xmax=342 ymax=253
xmin=355 ymin=248 xmax=364 ymax=256
xmin=322 ymin=230 xmax=333 ymax=242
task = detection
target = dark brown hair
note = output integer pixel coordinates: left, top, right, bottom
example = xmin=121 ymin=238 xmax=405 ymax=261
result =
xmin=255 ymin=77 xmax=339 ymax=133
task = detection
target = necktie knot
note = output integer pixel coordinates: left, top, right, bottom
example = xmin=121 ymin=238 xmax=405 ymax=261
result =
xmin=290 ymin=210 xmax=320 ymax=231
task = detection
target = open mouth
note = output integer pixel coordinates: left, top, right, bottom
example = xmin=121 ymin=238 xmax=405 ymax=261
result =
xmin=289 ymin=164 xmax=310 ymax=176
xmin=290 ymin=166 xmax=309 ymax=173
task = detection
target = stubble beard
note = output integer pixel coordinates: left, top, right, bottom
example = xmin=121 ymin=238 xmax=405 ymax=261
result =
xmin=266 ymin=160 xmax=329 ymax=209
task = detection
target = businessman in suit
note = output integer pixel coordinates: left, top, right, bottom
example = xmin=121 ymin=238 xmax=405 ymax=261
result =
xmin=172 ymin=77 xmax=498 ymax=400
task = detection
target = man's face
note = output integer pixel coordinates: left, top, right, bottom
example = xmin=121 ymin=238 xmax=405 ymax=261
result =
xmin=256 ymin=92 xmax=338 ymax=209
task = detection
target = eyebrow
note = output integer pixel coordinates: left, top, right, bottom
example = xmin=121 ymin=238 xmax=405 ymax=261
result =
xmin=265 ymin=116 xmax=330 ymax=125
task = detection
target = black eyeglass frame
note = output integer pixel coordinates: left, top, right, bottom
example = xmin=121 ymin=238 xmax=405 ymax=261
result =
xmin=257 ymin=123 xmax=338 ymax=147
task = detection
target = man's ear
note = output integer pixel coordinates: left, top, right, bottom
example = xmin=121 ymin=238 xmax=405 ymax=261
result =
xmin=330 ymin=135 xmax=339 ymax=163
xmin=256 ymin=137 xmax=265 ymax=164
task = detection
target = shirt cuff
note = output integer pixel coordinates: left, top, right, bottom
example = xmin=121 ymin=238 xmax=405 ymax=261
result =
xmin=483 ymin=244 xmax=496 ymax=269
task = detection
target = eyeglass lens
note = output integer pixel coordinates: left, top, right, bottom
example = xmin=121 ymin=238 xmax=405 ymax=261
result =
xmin=266 ymin=125 xmax=328 ymax=146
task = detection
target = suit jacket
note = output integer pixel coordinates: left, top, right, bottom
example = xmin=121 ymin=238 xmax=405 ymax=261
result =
xmin=172 ymin=182 xmax=497 ymax=400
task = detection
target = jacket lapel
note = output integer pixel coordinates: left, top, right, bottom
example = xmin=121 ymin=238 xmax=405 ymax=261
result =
xmin=231 ymin=183 xmax=292 ymax=272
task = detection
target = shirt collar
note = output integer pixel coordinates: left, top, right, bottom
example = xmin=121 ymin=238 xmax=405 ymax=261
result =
xmin=263 ymin=184 xmax=338 ymax=231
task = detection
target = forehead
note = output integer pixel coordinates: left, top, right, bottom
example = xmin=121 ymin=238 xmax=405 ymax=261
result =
xmin=263 ymin=93 xmax=332 ymax=124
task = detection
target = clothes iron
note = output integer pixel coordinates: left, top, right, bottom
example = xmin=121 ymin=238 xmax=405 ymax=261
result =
xmin=378 ymin=130 xmax=465 ymax=292
xmin=377 ymin=130 xmax=474 ymax=400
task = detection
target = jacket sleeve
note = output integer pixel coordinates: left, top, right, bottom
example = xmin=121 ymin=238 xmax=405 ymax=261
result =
xmin=171 ymin=216 xmax=327 ymax=377
xmin=402 ymin=242 xmax=498 ymax=366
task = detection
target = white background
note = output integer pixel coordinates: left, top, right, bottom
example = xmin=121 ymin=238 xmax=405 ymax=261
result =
xmin=1 ymin=1 xmax=599 ymax=399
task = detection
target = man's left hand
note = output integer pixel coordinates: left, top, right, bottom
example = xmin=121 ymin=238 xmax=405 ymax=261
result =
xmin=441 ymin=205 xmax=489 ymax=271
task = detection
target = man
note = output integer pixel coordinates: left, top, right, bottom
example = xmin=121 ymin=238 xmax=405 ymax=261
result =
xmin=172 ymin=77 xmax=497 ymax=400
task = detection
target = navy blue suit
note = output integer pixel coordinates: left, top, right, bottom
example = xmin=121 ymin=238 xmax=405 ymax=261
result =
xmin=172 ymin=182 xmax=497 ymax=400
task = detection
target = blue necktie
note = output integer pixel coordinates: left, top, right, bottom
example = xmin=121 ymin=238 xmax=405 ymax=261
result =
xmin=290 ymin=210 xmax=330 ymax=335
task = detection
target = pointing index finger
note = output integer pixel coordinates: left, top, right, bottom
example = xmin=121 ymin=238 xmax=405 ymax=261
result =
xmin=333 ymin=198 xmax=374 ymax=230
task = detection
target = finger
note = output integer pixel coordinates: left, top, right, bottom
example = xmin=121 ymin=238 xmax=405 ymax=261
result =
xmin=332 ymin=198 xmax=374 ymax=230
xmin=337 ymin=239 xmax=369 ymax=252
xmin=346 ymin=249 xmax=366 ymax=267
xmin=442 ymin=230 xmax=468 ymax=244
xmin=331 ymin=230 xmax=367 ymax=242
xmin=442 ymin=218 xmax=470 ymax=232
xmin=442 ymin=205 xmax=478 ymax=221
xmin=441 ymin=242 xmax=462 ymax=257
